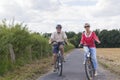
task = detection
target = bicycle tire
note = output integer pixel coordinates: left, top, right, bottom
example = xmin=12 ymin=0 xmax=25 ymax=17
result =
xmin=57 ymin=56 xmax=63 ymax=76
xmin=85 ymin=58 xmax=94 ymax=80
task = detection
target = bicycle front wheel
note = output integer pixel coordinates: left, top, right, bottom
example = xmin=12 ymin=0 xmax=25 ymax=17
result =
xmin=57 ymin=56 xmax=63 ymax=76
xmin=85 ymin=58 xmax=94 ymax=80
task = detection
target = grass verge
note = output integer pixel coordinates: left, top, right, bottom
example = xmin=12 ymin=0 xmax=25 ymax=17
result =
xmin=0 ymin=57 xmax=52 ymax=80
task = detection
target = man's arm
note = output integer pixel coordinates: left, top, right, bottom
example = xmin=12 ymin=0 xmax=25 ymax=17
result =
xmin=49 ymin=33 xmax=55 ymax=44
xmin=63 ymin=32 xmax=68 ymax=44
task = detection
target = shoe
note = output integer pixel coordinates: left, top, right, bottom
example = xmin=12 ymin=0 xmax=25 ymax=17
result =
xmin=83 ymin=61 xmax=85 ymax=64
xmin=53 ymin=66 xmax=57 ymax=72
xmin=53 ymin=68 xmax=56 ymax=72
xmin=63 ymin=59 xmax=66 ymax=62
xmin=51 ymin=63 xmax=54 ymax=65
xmin=89 ymin=77 xmax=92 ymax=80
xmin=62 ymin=57 xmax=66 ymax=62
xmin=94 ymin=70 xmax=98 ymax=76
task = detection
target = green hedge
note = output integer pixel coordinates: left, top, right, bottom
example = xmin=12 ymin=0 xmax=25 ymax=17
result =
xmin=0 ymin=20 xmax=52 ymax=75
xmin=0 ymin=20 xmax=74 ymax=75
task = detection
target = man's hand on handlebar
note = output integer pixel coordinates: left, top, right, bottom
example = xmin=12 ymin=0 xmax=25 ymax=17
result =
xmin=64 ymin=41 xmax=68 ymax=45
xmin=49 ymin=39 xmax=57 ymax=45
xmin=49 ymin=40 xmax=68 ymax=46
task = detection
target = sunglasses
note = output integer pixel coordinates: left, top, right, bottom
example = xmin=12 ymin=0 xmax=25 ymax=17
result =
xmin=56 ymin=27 xmax=61 ymax=29
xmin=84 ymin=26 xmax=90 ymax=28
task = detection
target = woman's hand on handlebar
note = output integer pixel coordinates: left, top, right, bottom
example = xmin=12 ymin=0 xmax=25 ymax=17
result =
xmin=78 ymin=44 xmax=83 ymax=48
xmin=97 ymin=41 xmax=101 ymax=44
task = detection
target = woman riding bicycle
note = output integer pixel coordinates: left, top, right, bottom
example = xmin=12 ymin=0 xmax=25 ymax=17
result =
xmin=80 ymin=23 xmax=101 ymax=76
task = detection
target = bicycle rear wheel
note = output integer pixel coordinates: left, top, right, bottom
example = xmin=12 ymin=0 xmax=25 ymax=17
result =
xmin=85 ymin=58 xmax=94 ymax=80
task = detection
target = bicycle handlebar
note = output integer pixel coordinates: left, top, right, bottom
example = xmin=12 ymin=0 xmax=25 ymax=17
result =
xmin=51 ymin=41 xmax=68 ymax=45
xmin=78 ymin=42 xmax=101 ymax=48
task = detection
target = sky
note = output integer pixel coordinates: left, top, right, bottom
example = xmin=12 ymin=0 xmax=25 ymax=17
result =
xmin=0 ymin=0 xmax=120 ymax=33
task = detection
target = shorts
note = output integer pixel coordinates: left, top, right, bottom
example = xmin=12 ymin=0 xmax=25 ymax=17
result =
xmin=52 ymin=42 xmax=64 ymax=54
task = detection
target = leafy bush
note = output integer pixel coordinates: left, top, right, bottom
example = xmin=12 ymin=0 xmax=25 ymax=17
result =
xmin=0 ymin=20 xmax=51 ymax=75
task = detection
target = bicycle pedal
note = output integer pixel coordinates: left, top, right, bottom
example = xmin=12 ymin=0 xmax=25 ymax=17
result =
xmin=59 ymin=63 xmax=61 ymax=66
xmin=89 ymin=77 xmax=93 ymax=80
xmin=53 ymin=69 xmax=56 ymax=72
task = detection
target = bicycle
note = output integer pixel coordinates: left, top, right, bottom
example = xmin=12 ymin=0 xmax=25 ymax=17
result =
xmin=55 ymin=49 xmax=63 ymax=76
xmin=79 ymin=44 xmax=95 ymax=80
xmin=84 ymin=47 xmax=94 ymax=80
xmin=51 ymin=41 xmax=67 ymax=76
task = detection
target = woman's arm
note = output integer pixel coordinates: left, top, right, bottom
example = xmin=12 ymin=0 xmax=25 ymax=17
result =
xmin=93 ymin=32 xmax=101 ymax=43
xmin=80 ymin=33 xmax=85 ymax=44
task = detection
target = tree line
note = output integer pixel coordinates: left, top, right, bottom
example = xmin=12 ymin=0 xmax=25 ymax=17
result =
xmin=44 ymin=29 xmax=120 ymax=48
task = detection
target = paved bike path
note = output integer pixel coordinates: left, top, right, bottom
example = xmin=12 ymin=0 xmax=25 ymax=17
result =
xmin=38 ymin=49 xmax=118 ymax=80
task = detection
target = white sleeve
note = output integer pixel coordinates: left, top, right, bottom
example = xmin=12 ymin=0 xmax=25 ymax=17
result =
xmin=63 ymin=32 xmax=67 ymax=39
xmin=51 ymin=32 xmax=54 ymax=39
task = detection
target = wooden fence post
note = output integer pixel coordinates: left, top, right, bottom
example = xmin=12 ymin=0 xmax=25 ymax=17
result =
xmin=41 ymin=46 xmax=43 ymax=59
xmin=29 ymin=45 xmax=32 ymax=61
xmin=9 ymin=44 xmax=15 ymax=63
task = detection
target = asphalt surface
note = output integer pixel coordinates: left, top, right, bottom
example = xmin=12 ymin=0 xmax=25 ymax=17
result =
xmin=38 ymin=49 xmax=119 ymax=80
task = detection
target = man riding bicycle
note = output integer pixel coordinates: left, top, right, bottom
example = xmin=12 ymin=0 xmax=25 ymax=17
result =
xmin=50 ymin=24 xmax=68 ymax=71
xmin=80 ymin=23 xmax=101 ymax=76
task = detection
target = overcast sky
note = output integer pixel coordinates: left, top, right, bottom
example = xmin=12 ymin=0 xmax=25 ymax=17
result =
xmin=0 ymin=0 xmax=120 ymax=33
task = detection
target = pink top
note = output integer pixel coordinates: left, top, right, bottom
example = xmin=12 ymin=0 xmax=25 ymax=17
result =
xmin=80 ymin=31 xmax=100 ymax=48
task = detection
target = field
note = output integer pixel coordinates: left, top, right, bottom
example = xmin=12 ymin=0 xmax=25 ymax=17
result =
xmin=97 ymin=48 xmax=120 ymax=75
